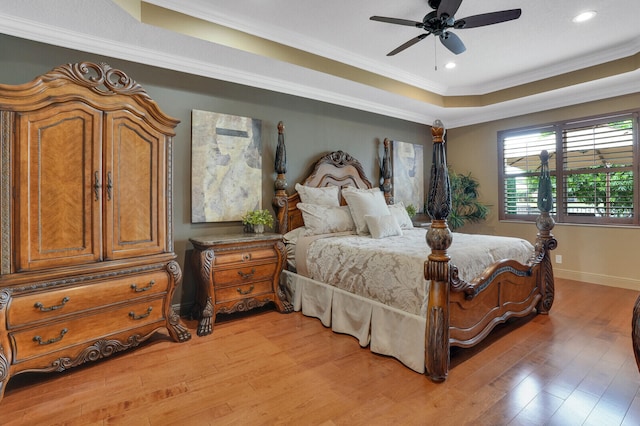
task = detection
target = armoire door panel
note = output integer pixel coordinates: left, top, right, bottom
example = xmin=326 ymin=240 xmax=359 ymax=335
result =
xmin=104 ymin=111 xmax=166 ymax=259
xmin=15 ymin=104 xmax=102 ymax=272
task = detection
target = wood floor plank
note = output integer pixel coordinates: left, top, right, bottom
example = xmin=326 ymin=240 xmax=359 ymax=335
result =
xmin=1 ymin=278 xmax=639 ymax=426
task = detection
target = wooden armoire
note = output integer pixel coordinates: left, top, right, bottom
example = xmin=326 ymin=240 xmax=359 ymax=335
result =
xmin=0 ymin=62 xmax=191 ymax=401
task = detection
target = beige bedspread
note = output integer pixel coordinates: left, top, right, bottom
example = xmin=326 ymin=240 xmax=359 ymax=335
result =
xmin=294 ymin=228 xmax=534 ymax=316
xmin=284 ymin=228 xmax=535 ymax=373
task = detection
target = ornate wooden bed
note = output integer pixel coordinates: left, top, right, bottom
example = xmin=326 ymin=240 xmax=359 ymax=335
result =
xmin=272 ymin=121 xmax=557 ymax=382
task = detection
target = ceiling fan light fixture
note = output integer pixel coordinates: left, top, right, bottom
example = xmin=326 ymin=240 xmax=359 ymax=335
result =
xmin=371 ymin=1 xmax=523 ymax=57
xmin=572 ymin=10 xmax=597 ymax=23
xmin=445 ymin=62 xmax=456 ymax=69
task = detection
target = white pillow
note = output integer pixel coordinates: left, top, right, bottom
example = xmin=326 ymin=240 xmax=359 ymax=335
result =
xmin=295 ymin=183 xmax=340 ymax=206
xmin=341 ymin=187 xmax=391 ymax=235
xmin=364 ymin=215 xmax=403 ymax=239
xmin=296 ymin=203 xmax=355 ymax=236
xmin=389 ymin=202 xmax=415 ymax=229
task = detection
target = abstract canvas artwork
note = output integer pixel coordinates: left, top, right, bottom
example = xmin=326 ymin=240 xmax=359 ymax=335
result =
xmin=191 ymin=110 xmax=262 ymax=223
xmin=392 ymin=140 xmax=424 ymax=213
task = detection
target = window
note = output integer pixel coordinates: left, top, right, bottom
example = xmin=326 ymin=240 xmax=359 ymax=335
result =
xmin=498 ymin=112 xmax=638 ymax=225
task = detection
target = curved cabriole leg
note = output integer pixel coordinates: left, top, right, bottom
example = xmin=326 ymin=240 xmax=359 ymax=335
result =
xmin=165 ymin=261 xmax=191 ymax=342
xmin=273 ymin=240 xmax=294 ymax=313
xmin=192 ymin=248 xmax=216 ymax=336
xmin=0 ymin=291 xmax=11 ymax=402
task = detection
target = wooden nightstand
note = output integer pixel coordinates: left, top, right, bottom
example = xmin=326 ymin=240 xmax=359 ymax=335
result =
xmin=189 ymin=233 xmax=293 ymax=336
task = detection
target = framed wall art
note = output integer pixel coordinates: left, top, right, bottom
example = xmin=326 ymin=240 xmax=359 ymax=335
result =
xmin=392 ymin=140 xmax=424 ymax=213
xmin=191 ymin=110 xmax=262 ymax=223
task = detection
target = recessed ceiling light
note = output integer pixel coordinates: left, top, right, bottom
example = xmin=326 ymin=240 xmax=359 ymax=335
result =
xmin=573 ymin=10 xmax=597 ymax=23
xmin=445 ymin=62 xmax=456 ymax=69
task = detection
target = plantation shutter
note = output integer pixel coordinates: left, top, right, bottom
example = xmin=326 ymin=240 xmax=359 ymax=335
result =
xmin=501 ymin=127 xmax=556 ymax=218
xmin=562 ymin=116 xmax=634 ymax=221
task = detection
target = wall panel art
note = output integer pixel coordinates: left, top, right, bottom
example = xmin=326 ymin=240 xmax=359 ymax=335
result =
xmin=191 ymin=110 xmax=262 ymax=222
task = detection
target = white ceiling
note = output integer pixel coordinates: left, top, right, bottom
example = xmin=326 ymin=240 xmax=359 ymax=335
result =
xmin=2 ymin=0 xmax=640 ymax=128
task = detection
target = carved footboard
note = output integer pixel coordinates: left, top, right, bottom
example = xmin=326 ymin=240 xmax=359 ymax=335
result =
xmin=424 ymin=121 xmax=556 ymax=382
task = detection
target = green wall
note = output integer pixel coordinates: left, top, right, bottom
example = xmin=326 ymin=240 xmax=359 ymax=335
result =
xmin=0 ymin=34 xmax=431 ymax=309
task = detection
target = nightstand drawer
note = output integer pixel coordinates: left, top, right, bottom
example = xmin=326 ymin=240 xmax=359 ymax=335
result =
xmin=214 ymin=280 xmax=274 ymax=303
xmin=10 ymin=297 xmax=165 ymax=362
xmin=214 ymin=247 xmax=277 ymax=266
xmin=7 ymin=271 xmax=169 ymax=328
xmin=213 ymin=263 xmax=277 ymax=287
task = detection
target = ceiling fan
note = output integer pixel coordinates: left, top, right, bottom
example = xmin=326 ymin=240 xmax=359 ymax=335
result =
xmin=370 ymin=0 xmax=521 ymax=56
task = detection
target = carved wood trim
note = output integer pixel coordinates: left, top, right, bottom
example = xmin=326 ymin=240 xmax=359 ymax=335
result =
xmin=41 ymin=62 xmax=149 ymax=98
xmin=42 ymin=336 xmax=145 ymax=373
xmin=273 ymin=150 xmax=374 ymax=233
xmin=0 ymin=111 xmax=11 ymax=275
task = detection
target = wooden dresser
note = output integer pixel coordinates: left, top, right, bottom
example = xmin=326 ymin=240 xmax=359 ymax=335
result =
xmin=190 ymin=233 xmax=293 ymax=336
xmin=0 ymin=62 xmax=190 ymax=402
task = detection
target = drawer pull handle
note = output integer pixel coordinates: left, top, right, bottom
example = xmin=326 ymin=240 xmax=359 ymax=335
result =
xmin=237 ymin=268 xmax=256 ymax=280
xmin=93 ymin=171 xmax=101 ymax=201
xmin=106 ymin=171 xmax=113 ymax=200
xmin=33 ymin=328 xmax=68 ymax=345
xmin=242 ymin=253 xmax=252 ymax=261
xmin=129 ymin=307 xmax=153 ymax=320
xmin=237 ymin=285 xmax=254 ymax=295
xmin=131 ymin=280 xmax=155 ymax=292
xmin=34 ymin=297 xmax=70 ymax=312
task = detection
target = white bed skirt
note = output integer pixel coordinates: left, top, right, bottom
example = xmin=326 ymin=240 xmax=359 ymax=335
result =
xmin=281 ymin=270 xmax=426 ymax=373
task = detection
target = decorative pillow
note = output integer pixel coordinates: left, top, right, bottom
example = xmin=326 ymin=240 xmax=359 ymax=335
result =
xmin=389 ymin=202 xmax=415 ymax=229
xmin=341 ymin=186 xmax=391 ymax=235
xmin=296 ymin=203 xmax=355 ymax=236
xmin=295 ymin=183 xmax=340 ymax=206
xmin=364 ymin=215 xmax=403 ymax=239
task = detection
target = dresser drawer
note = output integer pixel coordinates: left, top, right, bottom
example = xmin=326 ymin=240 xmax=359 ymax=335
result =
xmin=212 ymin=263 xmax=277 ymax=288
xmin=214 ymin=247 xmax=277 ymax=266
xmin=214 ymin=280 xmax=274 ymax=304
xmin=7 ymin=270 xmax=169 ymax=328
xmin=10 ymin=297 xmax=165 ymax=362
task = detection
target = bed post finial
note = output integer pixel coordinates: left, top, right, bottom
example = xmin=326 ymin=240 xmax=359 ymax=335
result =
xmin=424 ymin=118 xmax=453 ymax=382
xmin=273 ymin=121 xmax=288 ymax=233
xmin=534 ymin=149 xmax=557 ymax=314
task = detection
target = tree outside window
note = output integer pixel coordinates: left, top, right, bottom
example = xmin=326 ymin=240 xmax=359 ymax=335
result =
xmin=498 ymin=113 xmax=638 ymax=226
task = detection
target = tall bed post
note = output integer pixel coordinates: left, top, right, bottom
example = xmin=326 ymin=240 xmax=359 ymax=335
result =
xmin=534 ymin=150 xmax=557 ymax=313
xmin=381 ymin=138 xmax=393 ymax=204
xmin=273 ymin=121 xmax=288 ymax=233
xmin=424 ymin=120 xmax=453 ymax=382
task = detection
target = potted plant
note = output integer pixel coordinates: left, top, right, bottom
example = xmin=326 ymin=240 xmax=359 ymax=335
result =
xmin=241 ymin=209 xmax=274 ymax=233
xmin=446 ymin=170 xmax=489 ymax=230
xmin=405 ymin=203 xmax=417 ymax=218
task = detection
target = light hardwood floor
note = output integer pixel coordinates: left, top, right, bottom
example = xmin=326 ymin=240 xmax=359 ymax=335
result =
xmin=1 ymin=278 xmax=639 ymax=425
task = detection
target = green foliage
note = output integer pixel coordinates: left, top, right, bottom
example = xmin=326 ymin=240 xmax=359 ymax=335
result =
xmin=241 ymin=209 xmax=274 ymax=227
xmin=448 ymin=170 xmax=489 ymax=230
xmin=565 ymin=168 xmax=633 ymax=217
xmin=405 ymin=204 xmax=417 ymax=218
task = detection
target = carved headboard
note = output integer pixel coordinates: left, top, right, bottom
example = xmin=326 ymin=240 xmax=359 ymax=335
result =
xmin=273 ymin=150 xmax=374 ymax=233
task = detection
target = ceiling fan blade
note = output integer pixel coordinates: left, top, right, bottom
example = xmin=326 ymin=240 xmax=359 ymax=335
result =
xmin=437 ymin=0 xmax=463 ymax=18
xmin=455 ymin=9 xmax=522 ymax=29
xmin=370 ymin=16 xmax=423 ymax=28
xmin=387 ymin=33 xmax=430 ymax=56
xmin=439 ymin=31 xmax=466 ymax=55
